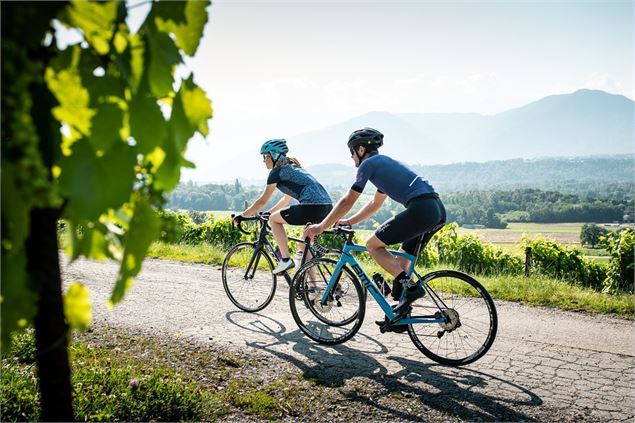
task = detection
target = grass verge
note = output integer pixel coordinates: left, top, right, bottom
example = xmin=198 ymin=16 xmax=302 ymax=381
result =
xmin=1 ymin=328 xmax=344 ymax=422
xmin=148 ymin=241 xmax=634 ymax=317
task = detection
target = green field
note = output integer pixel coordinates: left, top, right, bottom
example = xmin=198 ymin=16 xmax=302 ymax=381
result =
xmin=210 ymin=210 xmax=235 ymax=220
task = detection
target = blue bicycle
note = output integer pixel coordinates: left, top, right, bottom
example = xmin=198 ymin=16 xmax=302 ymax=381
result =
xmin=289 ymin=226 xmax=498 ymax=366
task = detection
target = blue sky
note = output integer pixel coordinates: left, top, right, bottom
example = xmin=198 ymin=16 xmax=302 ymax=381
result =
xmin=116 ymin=1 xmax=635 ymax=181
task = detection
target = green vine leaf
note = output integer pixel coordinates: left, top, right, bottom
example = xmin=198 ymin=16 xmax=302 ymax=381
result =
xmin=148 ymin=31 xmax=181 ymax=98
xmin=154 ymin=1 xmax=210 ymax=56
xmin=65 ymin=0 xmax=118 ymax=55
xmin=59 ymin=139 xmax=136 ymax=220
xmin=64 ymin=282 xmax=92 ymax=331
xmin=110 ymin=198 xmax=161 ymax=306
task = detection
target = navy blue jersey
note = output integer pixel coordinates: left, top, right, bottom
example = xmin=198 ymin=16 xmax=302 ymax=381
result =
xmin=351 ymin=153 xmax=436 ymax=205
xmin=267 ymin=165 xmax=332 ymax=205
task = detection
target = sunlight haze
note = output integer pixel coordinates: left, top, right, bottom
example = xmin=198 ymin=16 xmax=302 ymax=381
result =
xmin=141 ymin=0 xmax=633 ymax=182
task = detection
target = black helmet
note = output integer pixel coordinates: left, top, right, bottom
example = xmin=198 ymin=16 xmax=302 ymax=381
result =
xmin=347 ymin=127 xmax=384 ymax=150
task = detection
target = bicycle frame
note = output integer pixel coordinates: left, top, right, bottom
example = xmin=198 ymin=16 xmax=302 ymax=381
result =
xmin=241 ymin=218 xmax=318 ymax=282
xmin=319 ymin=242 xmax=445 ymax=325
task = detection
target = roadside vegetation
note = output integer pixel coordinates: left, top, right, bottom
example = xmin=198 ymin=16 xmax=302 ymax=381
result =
xmin=137 ymin=212 xmax=634 ymax=317
xmin=1 ymin=329 xmax=422 ymax=422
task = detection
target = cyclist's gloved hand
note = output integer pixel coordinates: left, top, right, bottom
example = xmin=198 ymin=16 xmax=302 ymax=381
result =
xmin=336 ymin=219 xmax=352 ymax=227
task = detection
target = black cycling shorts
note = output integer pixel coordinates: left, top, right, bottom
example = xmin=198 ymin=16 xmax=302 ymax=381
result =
xmin=375 ymin=194 xmax=446 ymax=256
xmin=280 ymin=204 xmax=333 ymax=226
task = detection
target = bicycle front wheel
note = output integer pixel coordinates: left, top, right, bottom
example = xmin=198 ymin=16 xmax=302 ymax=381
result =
xmin=289 ymin=258 xmax=365 ymax=345
xmin=222 ymin=243 xmax=277 ymax=312
xmin=407 ymin=270 xmax=497 ymax=366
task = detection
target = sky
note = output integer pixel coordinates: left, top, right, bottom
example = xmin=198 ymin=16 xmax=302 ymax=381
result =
xmin=131 ymin=1 xmax=635 ymax=182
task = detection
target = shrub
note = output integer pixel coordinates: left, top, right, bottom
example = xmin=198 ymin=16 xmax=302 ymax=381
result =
xmin=158 ymin=210 xmax=195 ymax=244
xmin=205 ymin=219 xmax=245 ymax=248
xmin=522 ymin=236 xmax=606 ymax=290
xmin=580 ymin=223 xmax=609 ymax=248
xmin=437 ymin=223 xmax=523 ymax=276
xmin=601 ymin=228 xmax=634 ymax=293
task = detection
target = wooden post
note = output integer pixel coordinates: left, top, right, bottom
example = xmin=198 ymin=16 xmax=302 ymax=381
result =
xmin=524 ymin=247 xmax=532 ymax=277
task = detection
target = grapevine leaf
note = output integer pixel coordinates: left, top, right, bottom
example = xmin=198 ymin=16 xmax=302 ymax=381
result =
xmin=129 ymin=85 xmax=167 ymax=153
xmin=172 ymin=77 xmax=212 ymax=144
xmin=110 ymin=198 xmax=160 ymax=306
xmin=148 ymin=31 xmax=181 ymax=98
xmin=65 ymin=0 xmax=118 ymax=55
xmin=153 ymin=131 xmax=181 ymax=192
xmin=46 ymin=67 xmax=95 ymax=137
xmin=1 ymin=164 xmax=30 ymax=248
xmin=60 ymin=139 xmax=135 ymax=220
xmin=66 ymin=221 xmax=111 ymax=262
xmin=154 ymin=0 xmax=210 ymax=56
xmin=88 ymin=102 xmax=123 ymax=152
xmin=0 ymin=251 xmax=36 ymax=345
xmin=63 ymin=282 xmax=92 ymax=331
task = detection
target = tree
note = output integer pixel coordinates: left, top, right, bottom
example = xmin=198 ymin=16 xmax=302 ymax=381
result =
xmin=580 ymin=223 xmax=609 ymax=248
xmin=1 ymin=1 xmax=212 ymax=419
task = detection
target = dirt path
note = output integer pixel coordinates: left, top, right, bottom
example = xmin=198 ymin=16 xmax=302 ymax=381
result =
xmin=62 ymin=257 xmax=635 ymax=422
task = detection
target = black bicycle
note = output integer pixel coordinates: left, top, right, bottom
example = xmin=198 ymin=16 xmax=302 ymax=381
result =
xmin=222 ymin=212 xmax=335 ymax=312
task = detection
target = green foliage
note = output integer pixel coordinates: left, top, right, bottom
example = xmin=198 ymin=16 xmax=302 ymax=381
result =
xmin=1 ymin=362 xmax=41 ymax=421
xmin=443 ymin=188 xmax=630 ymax=226
xmin=601 ymin=228 xmax=634 ymax=293
xmin=580 ymin=223 xmax=609 ymax=247
xmin=158 ymin=211 xmax=245 ymax=248
xmin=72 ymin=367 xmax=204 ymax=422
xmin=436 ymin=223 xmax=524 ymax=276
xmin=2 ymin=330 xmax=37 ymax=365
xmin=522 ymin=237 xmax=606 ymax=290
xmin=1 ymin=1 xmax=212 ymax=342
xmin=222 ymin=379 xmax=282 ymax=419
xmin=1 ymin=332 xmax=208 ymax=422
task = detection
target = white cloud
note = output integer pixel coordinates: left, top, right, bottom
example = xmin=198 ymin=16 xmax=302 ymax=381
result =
xmin=583 ymin=73 xmax=630 ymax=97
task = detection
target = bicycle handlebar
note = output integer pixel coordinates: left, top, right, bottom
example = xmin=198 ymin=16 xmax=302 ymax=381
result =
xmin=231 ymin=212 xmax=271 ymax=235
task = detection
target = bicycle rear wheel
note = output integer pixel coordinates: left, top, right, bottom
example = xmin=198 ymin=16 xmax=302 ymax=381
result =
xmin=222 ymin=243 xmax=276 ymax=312
xmin=289 ymin=258 xmax=365 ymax=345
xmin=407 ymin=270 xmax=497 ymax=366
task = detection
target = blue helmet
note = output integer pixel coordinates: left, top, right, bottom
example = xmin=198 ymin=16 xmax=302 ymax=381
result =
xmin=260 ymin=139 xmax=289 ymax=160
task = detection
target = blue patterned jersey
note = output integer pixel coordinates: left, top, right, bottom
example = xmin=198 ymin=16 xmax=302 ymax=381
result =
xmin=267 ymin=165 xmax=332 ymax=205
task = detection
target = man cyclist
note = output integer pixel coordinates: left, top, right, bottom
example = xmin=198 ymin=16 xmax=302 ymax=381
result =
xmin=306 ymin=128 xmax=446 ymax=317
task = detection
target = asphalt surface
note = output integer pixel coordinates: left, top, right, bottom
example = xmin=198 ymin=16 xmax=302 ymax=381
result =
xmin=62 ymin=257 xmax=635 ymax=422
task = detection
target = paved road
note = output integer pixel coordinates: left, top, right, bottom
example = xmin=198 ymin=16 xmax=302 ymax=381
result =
xmin=62 ymin=257 xmax=635 ymax=422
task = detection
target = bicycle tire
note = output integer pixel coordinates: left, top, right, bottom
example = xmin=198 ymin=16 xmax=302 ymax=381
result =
xmin=289 ymin=257 xmax=366 ymax=345
xmin=295 ymin=258 xmax=362 ymax=326
xmin=222 ymin=242 xmax=277 ymax=312
xmin=407 ymin=270 xmax=497 ymax=366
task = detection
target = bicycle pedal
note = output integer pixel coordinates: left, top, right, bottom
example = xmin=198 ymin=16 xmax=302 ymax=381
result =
xmin=376 ymin=318 xmax=408 ymax=334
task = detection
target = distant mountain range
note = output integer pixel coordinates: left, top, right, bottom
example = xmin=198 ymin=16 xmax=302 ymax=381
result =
xmin=286 ymin=89 xmax=634 ymax=166
xmin=304 ymin=155 xmax=634 ymax=193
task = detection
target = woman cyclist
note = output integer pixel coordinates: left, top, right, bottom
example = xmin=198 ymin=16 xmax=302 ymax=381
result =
xmin=235 ymin=139 xmax=333 ymax=274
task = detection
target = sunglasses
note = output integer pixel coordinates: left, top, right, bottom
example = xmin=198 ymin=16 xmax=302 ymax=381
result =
xmin=262 ymin=154 xmax=269 ymax=162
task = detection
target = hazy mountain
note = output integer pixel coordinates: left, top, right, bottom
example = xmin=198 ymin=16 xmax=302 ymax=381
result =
xmin=287 ymin=89 xmax=634 ymax=166
xmin=304 ymin=155 xmax=634 ymax=194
